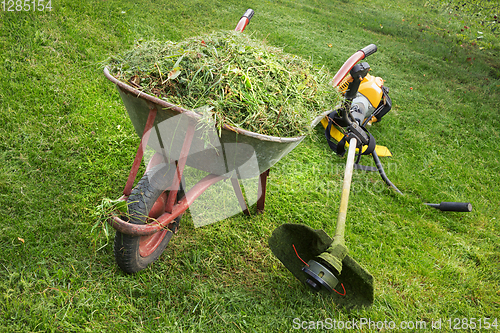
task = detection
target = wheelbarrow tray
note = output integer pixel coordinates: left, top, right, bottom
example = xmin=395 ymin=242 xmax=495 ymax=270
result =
xmin=104 ymin=68 xmax=326 ymax=179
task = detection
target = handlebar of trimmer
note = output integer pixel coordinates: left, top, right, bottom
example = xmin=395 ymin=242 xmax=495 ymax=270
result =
xmin=331 ymin=44 xmax=377 ymax=87
xmin=235 ymin=9 xmax=255 ymax=32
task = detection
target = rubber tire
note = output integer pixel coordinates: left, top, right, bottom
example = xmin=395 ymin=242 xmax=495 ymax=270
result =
xmin=114 ymin=164 xmax=184 ymax=274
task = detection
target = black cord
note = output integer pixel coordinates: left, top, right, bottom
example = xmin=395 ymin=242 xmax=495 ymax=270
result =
xmin=355 ymin=151 xmax=362 ymax=165
xmin=372 ymin=150 xmax=402 ymax=194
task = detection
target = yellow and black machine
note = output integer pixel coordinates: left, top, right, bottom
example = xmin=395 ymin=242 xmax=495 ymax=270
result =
xmin=323 ymin=72 xmax=391 ymax=149
xmin=321 ymin=61 xmax=398 ymax=176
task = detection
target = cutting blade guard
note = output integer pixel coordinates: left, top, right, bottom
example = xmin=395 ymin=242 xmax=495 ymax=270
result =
xmin=268 ymin=223 xmax=374 ymax=309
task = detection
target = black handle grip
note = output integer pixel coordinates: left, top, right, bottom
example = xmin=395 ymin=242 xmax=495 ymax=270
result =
xmin=425 ymin=202 xmax=472 ymax=212
xmin=242 ymin=9 xmax=254 ymax=20
xmin=360 ymin=44 xmax=377 ymax=58
xmin=345 ymin=62 xmax=370 ymax=100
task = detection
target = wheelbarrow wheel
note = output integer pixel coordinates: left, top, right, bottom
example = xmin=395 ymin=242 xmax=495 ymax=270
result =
xmin=114 ymin=165 xmax=184 ymax=274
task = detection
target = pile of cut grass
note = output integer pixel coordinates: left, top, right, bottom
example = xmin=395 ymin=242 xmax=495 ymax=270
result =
xmin=106 ymin=31 xmax=341 ymax=137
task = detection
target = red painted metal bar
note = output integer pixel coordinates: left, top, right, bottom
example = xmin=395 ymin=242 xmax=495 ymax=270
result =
xmin=235 ymin=17 xmax=250 ymax=32
xmin=331 ymin=51 xmax=365 ymax=87
xmin=123 ymin=104 xmax=158 ymax=196
xmin=165 ymin=119 xmax=196 ymax=214
xmin=230 ymin=177 xmax=250 ymax=216
xmin=145 ymin=152 xmax=164 ymax=172
xmin=256 ymin=169 xmax=270 ymax=214
xmin=234 ymin=9 xmax=254 ymax=32
xmin=117 ymin=194 xmax=128 ymax=202
xmin=110 ymin=173 xmax=227 ymax=236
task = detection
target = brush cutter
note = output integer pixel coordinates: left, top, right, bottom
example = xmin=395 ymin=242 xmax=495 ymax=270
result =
xmin=269 ymin=45 xmax=402 ymax=308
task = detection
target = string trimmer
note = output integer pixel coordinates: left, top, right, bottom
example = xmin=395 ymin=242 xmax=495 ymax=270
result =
xmin=269 ymin=44 xmax=400 ymax=308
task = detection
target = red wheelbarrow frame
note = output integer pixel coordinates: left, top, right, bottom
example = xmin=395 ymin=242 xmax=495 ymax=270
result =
xmin=106 ymin=99 xmax=270 ymax=237
xmin=106 ymin=9 xmax=268 ymax=238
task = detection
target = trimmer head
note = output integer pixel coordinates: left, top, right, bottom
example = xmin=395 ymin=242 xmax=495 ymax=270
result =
xmin=268 ymin=223 xmax=374 ymax=308
xmin=302 ymin=259 xmax=339 ymax=292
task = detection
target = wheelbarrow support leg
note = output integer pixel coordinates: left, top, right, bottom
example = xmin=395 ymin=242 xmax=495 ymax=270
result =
xmin=257 ymin=169 xmax=270 ymax=214
xmin=165 ymin=119 xmax=196 ymax=213
xmin=230 ymin=177 xmax=250 ymax=216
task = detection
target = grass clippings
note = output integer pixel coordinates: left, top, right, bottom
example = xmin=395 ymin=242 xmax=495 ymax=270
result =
xmin=106 ymin=31 xmax=341 ymax=138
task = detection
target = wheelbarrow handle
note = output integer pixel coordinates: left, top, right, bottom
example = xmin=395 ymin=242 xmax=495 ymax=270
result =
xmin=235 ymin=9 xmax=255 ymax=32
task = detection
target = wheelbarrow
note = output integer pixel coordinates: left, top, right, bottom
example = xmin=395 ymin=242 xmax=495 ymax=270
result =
xmin=104 ymin=9 xmax=327 ymax=274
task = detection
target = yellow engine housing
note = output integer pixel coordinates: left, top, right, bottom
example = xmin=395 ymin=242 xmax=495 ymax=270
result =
xmin=339 ymin=73 xmax=384 ymax=108
xmin=321 ymin=71 xmax=392 ymax=157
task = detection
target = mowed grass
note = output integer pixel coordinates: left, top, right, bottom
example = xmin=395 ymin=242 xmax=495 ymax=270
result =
xmin=0 ymin=0 xmax=499 ymax=331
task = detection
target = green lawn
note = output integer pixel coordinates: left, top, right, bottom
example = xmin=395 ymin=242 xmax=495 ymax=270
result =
xmin=0 ymin=0 xmax=499 ymax=331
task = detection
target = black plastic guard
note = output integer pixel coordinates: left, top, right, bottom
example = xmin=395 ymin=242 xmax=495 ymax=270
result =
xmin=268 ymin=223 xmax=374 ymax=308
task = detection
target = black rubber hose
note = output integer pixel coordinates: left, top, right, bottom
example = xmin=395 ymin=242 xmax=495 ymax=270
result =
xmin=372 ymin=150 xmax=402 ymax=194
